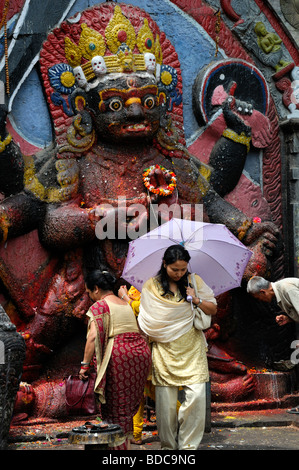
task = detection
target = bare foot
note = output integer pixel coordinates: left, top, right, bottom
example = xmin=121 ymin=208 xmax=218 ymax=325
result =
xmin=131 ymin=438 xmax=142 ymax=445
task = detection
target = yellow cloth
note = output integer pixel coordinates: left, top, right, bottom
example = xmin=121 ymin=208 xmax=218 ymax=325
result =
xmin=127 ymin=290 xmax=151 ymax=440
xmin=139 ymin=275 xmax=216 ymax=386
xmin=127 ymin=286 xmax=140 ymax=316
xmin=133 ymin=400 xmax=144 ymax=441
xmin=133 ymin=380 xmax=155 ymax=441
xmin=130 ymin=300 xmax=140 ymax=316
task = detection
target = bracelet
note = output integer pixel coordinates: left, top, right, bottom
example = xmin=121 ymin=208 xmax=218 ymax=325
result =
xmin=80 ymin=365 xmax=90 ymax=370
xmin=121 ymin=294 xmax=126 ymax=299
xmin=195 ymin=297 xmax=202 ymax=306
xmin=81 ymin=361 xmax=90 ymax=366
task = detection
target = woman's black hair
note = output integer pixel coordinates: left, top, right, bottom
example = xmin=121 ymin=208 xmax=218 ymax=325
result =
xmin=84 ymin=269 xmax=117 ymax=292
xmin=157 ymin=244 xmax=191 ymax=299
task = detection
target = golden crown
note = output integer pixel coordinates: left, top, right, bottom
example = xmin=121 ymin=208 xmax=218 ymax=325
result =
xmin=64 ymin=5 xmax=163 ymax=84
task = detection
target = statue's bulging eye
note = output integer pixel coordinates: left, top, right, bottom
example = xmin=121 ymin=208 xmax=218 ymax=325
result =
xmin=108 ymin=98 xmax=123 ymax=112
xmin=143 ymin=95 xmax=156 ymax=109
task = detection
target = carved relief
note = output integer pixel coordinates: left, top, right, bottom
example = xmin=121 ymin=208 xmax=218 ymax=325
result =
xmin=0 ymin=2 xmax=294 ymax=419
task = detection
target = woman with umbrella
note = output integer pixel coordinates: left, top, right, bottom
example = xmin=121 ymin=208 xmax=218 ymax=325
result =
xmin=138 ymin=244 xmax=217 ymax=450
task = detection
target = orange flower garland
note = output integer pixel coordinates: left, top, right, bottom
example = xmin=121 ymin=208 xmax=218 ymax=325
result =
xmin=142 ymin=164 xmax=177 ymax=197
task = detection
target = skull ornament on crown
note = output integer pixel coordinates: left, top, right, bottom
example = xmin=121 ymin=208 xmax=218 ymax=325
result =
xmin=90 ymin=56 xmax=107 ymax=76
xmin=67 ymin=7 xmax=162 ymax=86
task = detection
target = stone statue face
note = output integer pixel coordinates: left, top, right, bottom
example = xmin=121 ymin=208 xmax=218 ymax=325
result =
xmin=83 ymin=72 xmax=163 ymax=144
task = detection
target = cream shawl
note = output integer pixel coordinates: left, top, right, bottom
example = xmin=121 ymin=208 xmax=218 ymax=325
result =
xmin=138 ymin=274 xmax=216 ymax=343
xmin=138 ymin=276 xmax=193 ymax=342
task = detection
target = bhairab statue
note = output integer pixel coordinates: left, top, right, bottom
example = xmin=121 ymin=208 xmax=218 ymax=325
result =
xmin=0 ymin=2 xmax=286 ymax=418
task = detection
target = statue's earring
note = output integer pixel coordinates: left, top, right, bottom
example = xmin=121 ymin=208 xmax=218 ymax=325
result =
xmin=74 ymin=94 xmax=86 ymax=112
xmin=59 ymin=90 xmax=96 ymax=154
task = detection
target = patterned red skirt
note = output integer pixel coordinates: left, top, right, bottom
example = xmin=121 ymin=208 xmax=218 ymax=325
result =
xmin=101 ymin=332 xmax=151 ymax=436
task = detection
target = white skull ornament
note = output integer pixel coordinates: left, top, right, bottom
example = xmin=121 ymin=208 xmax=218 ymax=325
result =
xmin=73 ymin=66 xmax=89 ymax=90
xmin=91 ymin=56 xmax=107 ymax=76
xmin=144 ymin=53 xmax=156 ymax=74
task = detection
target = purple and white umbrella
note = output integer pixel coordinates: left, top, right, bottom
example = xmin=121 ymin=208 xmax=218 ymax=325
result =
xmin=122 ymin=218 xmax=252 ymax=296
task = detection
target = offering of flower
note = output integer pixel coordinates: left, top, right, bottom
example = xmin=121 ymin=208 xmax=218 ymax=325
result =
xmin=142 ymin=164 xmax=177 ymax=196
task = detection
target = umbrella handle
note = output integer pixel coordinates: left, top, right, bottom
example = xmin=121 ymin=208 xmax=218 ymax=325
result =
xmin=186 ymin=276 xmax=193 ymax=303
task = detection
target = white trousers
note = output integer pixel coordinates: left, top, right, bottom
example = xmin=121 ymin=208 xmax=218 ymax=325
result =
xmin=155 ymin=383 xmax=206 ymax=450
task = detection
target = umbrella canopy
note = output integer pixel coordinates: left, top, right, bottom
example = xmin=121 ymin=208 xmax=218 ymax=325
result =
xmin=122 ymin=218 xmax=252 ymax=296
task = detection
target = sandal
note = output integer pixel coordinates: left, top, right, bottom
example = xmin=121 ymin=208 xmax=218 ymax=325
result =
xmin=287 ymin=407 xmax=299 ymax=414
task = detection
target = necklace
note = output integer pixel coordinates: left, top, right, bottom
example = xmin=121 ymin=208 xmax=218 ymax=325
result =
xmin=101 ymin=293 xmax=113 ymax=300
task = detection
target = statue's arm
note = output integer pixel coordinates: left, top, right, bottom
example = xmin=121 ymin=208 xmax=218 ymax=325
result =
xmin=203 ymin=187 xmax=281 ymax=259
xmin=0 ymin=106 xmax=46 ymax=241
xmin=38 ymin=201 xmax=96 ymax=250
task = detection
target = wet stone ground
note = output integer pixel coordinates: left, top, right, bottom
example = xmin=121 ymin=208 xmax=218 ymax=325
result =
xmin=6 ymin=409 xmax=299 ymax=451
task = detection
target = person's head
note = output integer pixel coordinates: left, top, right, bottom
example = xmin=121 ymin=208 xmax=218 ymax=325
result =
xmin=158 ymin=244 xmax=191 ymax=297
xmin=246 ymin=276 xmax=274 ymax=302
xmin=84 ymin=269 xmax=116 ymax=301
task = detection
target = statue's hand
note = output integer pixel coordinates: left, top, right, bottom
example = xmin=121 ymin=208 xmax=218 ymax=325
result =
xmin=234 ymin=98 xmax=253 ymax=116
xmin=89 ymin=204 xmax=119 ymax=234
xmin=91 ymin=195 xmax=150 ymax=240
xmin=243 ymin=221 xmax=282 ymax=280
xmin=243 ymin=220 xmax=281 ymax=258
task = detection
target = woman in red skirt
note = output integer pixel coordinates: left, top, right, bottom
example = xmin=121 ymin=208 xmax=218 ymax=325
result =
xmin=79 ymin=269 xmax=151 ymax=450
